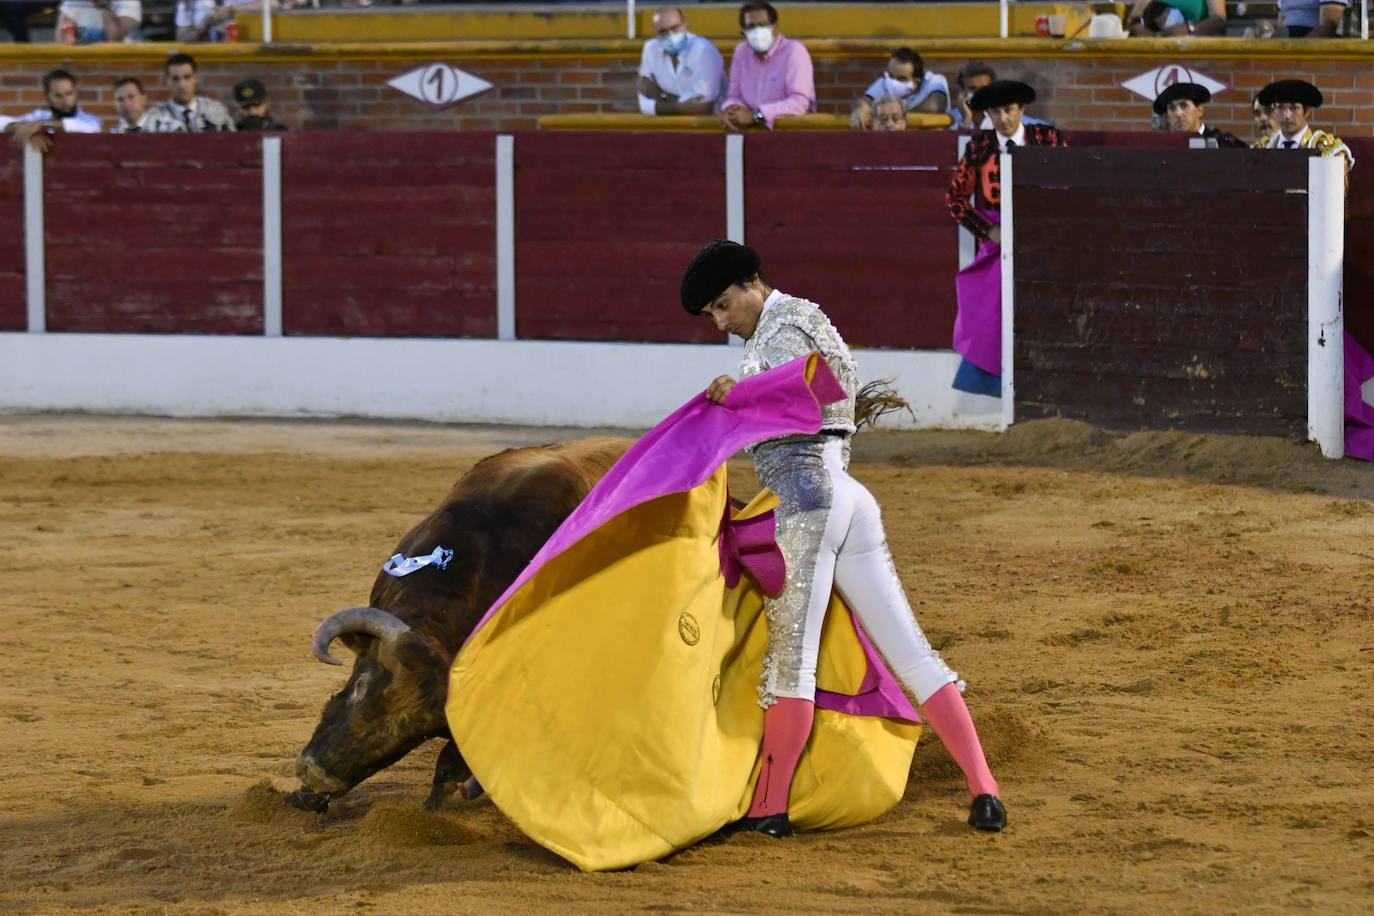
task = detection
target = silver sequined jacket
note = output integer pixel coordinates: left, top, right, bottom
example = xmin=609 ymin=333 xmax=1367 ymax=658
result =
xmin=739 ymin=291 xmax=859 ymax=438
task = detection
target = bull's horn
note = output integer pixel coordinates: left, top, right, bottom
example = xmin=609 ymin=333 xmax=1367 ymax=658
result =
xmin=311 ymin=606 xmax=411 ymax=666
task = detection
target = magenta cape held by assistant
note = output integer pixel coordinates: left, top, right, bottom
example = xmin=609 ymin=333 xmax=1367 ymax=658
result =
xmin=465 ymin=352 xmax=919 ymax=722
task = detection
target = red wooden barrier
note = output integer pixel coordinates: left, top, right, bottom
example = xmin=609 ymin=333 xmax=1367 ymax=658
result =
xmin=0 ymin=148 xmax=23 ymax=331
xmin=43 ymin=135 xmax=264 ymax=334
xmin=744 ymin=131 xmax=959 ymax=350
xmin=1343 ymin=138 xmax=1374 ymax=353
xmin=514 ymin=132 xmax=726 ymax=344
xmin=282 ymin=134 xmax=497 ymax=338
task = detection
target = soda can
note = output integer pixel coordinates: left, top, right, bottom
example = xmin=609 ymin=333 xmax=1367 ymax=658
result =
xmin=1035 ymin=14 xmax=1051 ymax=36
xmin=60 ymin=19 xmax=77 ymax=43
xmin=225 ymin=19 xmax=239 ymax=42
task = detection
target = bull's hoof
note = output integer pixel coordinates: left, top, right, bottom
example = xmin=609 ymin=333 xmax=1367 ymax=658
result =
xmin=459 ymin=776 xmax=484 ymax=801
xmin=283 ymin=787 xmax=331 ymax=814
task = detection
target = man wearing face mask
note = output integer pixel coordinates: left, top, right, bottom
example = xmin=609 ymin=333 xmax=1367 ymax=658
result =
xmin=944 ymin=80 xmax=1065 ymax=397
xmin=637 ymin=6 xmax=725 ymax=116
xmin=3 ymin=69 xmax=101 ymax=154
xmin=720 ymin=0 xmax=815 ymax=131
xmin=1152 ymin=82 xmax=1244 ymax=147
xmin=852 ymin=47 xmax=950 ymax=130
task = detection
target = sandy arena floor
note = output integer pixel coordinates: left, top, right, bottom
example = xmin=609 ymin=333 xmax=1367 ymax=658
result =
xmin=1 ymin=414 xmax=1372 ymax=914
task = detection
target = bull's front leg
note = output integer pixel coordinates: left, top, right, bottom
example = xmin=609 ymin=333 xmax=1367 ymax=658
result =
xmin=424 ymin=739 xmax=484 ymax=810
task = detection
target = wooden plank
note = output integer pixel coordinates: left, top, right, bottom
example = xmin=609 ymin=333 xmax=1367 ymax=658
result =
xmin=515 ymin=131 xmax=725 ymax=171
xmin=1014 ymin=187 xmax=1307 ymax=226
xmin=41 ymin=136 xmax=263 ymax=334
xmin=0 ymin=148 xmax=24 ymax=331
xmin=1014 ymin=147 xmax=1311 ymax=192
xmin=744 ymin=131 xmax=957 ymax=170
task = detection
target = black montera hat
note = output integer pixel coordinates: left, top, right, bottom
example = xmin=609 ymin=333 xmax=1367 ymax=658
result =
xmin=680 ymin=240 xmax=762 ymax=315
xmin=1257 ymin=79 xmax=1323 ymax=109
xmin=1153 ymin=81 xmax=1211 ymax=115
xmin=969 ymin=80 xmax=1036 ymax=112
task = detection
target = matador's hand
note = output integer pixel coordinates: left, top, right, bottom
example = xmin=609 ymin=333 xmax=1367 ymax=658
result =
xmin=707 ymin=375 xmax=737 ymax=404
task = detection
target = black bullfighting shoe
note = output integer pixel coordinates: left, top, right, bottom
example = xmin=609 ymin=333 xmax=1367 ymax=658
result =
xmin=729 ymin=812 xmax=793 ymax=839
xmin=968 ymin=794 xmax=1007 ymax=832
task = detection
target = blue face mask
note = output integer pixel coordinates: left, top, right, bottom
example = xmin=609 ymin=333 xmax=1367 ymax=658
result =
xmin=660 ymin=30 xmax=688 ymax=55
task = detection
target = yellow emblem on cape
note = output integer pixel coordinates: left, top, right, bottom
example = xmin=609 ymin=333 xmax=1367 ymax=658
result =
xmin=678 ymin=612 xmax=700 ymax=646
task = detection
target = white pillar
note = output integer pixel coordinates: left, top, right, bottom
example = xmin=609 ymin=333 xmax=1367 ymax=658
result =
xmin=262 ymin=3 xmax=272 ymax=43
xmin=957 ymin=134 xmax=975 ymax=269
xmin=261 ymin=136 xmax=283 ymax=337
xmin=725 ymin=133 xmax=745 ymax=244
xmin=725 ymin=133 xmax=746 ymax=346
xmin=23 ymin=144 xmax=44 ymax=333
xmin=627 ymin=0 xmax=636 ymax=39
xmin=999 ymin=151 xmax=1014 ymax=431
xmin=1307 ymin=156 xmax=1345 ymax=459
xmin=496 ymin=134 xmax=516 ymax=342
xmin=1000 ymin=0 xmax=1009 ymax=37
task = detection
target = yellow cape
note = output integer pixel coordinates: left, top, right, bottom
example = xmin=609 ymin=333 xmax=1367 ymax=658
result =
xmin=447 ymin=467 xmax=921 ymax=871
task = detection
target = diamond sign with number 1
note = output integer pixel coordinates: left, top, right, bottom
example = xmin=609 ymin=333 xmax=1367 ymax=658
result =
xmin=389 ymin=64 xmax=494 ymax=110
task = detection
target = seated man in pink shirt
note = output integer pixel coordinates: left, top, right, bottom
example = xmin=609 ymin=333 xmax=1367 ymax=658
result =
xmin=720 ymin=0 xmax=815 ymax=130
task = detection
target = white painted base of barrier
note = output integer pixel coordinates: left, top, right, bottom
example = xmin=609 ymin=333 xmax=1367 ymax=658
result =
xmin=0 ymin=334 xmax=1001 ymax=431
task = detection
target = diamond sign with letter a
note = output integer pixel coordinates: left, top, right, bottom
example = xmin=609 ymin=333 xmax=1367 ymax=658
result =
xmin=389 ymin=64 xmax=493 ymax=110
xmin=1121 ymin=65 xmax=1228 ymax=103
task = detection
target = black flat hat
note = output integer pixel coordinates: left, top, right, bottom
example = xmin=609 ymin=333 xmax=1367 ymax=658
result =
xmin=680 ymin=240 xmax=762 ymax=315
xmin=1152 ymin=81 xmax=1211 ymax=115
xmin=1257 ymin=79 xmax=1323 ymax=109
xmin=969 ymin=80 xmax=1036 ymax=112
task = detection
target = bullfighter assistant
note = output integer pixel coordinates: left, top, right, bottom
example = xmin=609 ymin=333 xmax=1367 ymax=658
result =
xmin=682 ymin=240 xmax=1007 ymax=836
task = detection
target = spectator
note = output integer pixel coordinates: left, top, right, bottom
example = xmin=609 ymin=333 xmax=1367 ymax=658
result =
xmin=1152 ymin=83 xmax=1245 ymax=146
xmin=853 ymin=47 xmax=950 ymax=130
xmin=176 ymin=1 xmax=282 ymax=43
xmin=1254 ymin=79 xmax=1353 ymax=180
xmin=1252 ymin=96 xmax=1276 ymax=142
xmin=3 ymin=69 xmax=101 ymax=153
xmin=867 ymin=95 xmax=907 ymax=132
xmin=636 ymin=6 xmax=724 ymax=116
xmin=1125 ymin=0 xmax=1226 ymax=35
xmin=944 ymin=80 xmax=1066 ymax=398
xmin=149 ymin=53 xmax=235 ymax=132
xmin=953 ymin=61 xmax=1047 ymax=130
xmin=233 ymin=79 xmax=288 ymax=131
xmin=110 ymin=77 xmax=161 ymax=133
xmin=1278 ymin=0 xmax=1348 ymax=35
xmin=3 ymin=1 xmax=30 ymax=42
xmin=719 ymin=0 xmax=814 ymax=131
xmin=55 ymin=0 xmax=142 ymax=43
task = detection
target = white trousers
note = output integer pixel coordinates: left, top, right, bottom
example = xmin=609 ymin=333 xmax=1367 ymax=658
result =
xmin=757 ymin=437 xmax=960 ymax=706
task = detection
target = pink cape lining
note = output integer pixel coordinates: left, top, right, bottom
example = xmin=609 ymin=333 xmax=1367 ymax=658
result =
xmin=952 ymin=209 xmax=1003 ymax=376
xmin=1345 ymin=332 xmax=1374 ymax=461
xmin=466 ymin=353 xmax=920 ymax=724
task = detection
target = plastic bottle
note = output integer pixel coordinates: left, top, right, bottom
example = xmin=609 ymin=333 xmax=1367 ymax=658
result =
xmin=60 ymin=18 xmax=77 ymax=43
xmin=225 ymin=16 xmax=239 ymax=42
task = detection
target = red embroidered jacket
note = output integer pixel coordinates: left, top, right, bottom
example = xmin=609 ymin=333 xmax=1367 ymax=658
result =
xmin=945 ymin=124 xmax=1067 ymax=242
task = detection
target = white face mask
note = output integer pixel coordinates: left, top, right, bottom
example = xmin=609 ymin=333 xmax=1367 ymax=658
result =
xmin=881 ymin=74 xmax=916 ymax=98
xmin=745 ymin=25 xmax=774 ymax=53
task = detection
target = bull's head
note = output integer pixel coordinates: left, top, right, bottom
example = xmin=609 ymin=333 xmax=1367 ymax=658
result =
xmin=287 ymin=606 xmax=451 ymax=812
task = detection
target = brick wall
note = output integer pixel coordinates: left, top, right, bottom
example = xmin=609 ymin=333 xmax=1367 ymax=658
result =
xmin=1 ymin=41 xmax=1372 ymax=138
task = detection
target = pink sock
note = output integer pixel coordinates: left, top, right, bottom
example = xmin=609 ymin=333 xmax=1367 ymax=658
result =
xmin=919 ymin=682 xmax=1000 ymax=798
xmin=746 ymin=697 xmax=816 ymax=818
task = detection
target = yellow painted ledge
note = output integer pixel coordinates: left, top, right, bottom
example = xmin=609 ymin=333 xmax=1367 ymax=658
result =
xmin=2 ymin=37 xmax=1373 ymax=65
xmin=538 ymin=112 xmax=953 ymax=131
xmin=233 ymin=3 xmax=1112 ymax=44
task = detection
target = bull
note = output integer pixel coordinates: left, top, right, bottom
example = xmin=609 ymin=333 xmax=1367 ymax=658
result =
xmin=285 ymin=436 xmax=631 ymax=813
